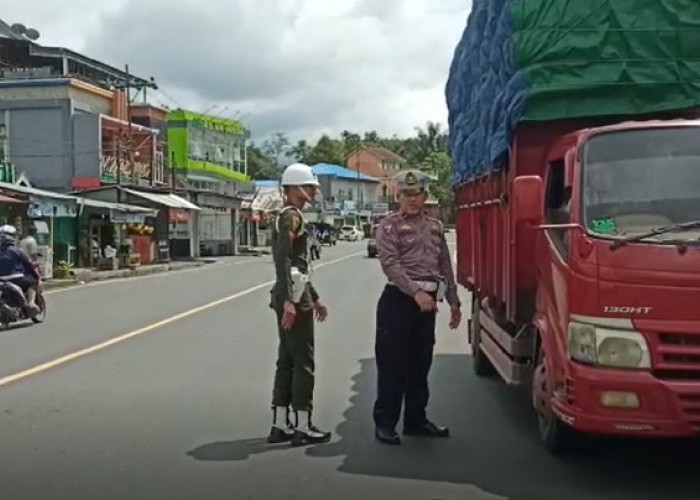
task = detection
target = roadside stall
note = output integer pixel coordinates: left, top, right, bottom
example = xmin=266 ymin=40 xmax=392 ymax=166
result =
xmin=0 ymin=181 xmax=80 ymax=279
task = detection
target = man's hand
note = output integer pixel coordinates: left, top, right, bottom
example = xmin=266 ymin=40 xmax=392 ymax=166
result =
xmin=414 ymin=290 xmax=437 ymax=312
xmin=313 ymin=300 xmax=328 ymax=322
xmin=281 ymin=300 xmax=297 ymax=330
xmin=449 ymin=305 xmax=462 ymax=330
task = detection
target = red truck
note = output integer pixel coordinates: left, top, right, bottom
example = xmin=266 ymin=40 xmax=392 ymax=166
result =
xmin=447 ymin=0 xmax=700 ymax=452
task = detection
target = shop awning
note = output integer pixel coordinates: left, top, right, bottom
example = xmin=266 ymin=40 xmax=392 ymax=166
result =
xmin=78 ymin=198 xmax=158 ymax=216
xmin=0 ymin=181 xmax=77 ymax=201
xmin=0 ymin=181 xmax=79 ymax=217
xmin=123 ymin=188 xmax=201 ymax=210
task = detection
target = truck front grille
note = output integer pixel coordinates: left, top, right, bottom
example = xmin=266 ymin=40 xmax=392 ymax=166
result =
xmin=652 ymin=333 xmax=700 ymax=380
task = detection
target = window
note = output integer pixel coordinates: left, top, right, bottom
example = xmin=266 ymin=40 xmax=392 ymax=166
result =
xmin=544 ymin=159 xmax=571 ymax=260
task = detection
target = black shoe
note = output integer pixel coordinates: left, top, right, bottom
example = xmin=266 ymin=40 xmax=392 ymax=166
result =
xmin=290 ymin=425 xmax=332 ymax=446
xmin=267 ymin=426 xmax=294 ymax=444
xmin=375 ymin=427 xmax=401 ymax=445
xmin=403 ymin=420 xmax=450 ymax=438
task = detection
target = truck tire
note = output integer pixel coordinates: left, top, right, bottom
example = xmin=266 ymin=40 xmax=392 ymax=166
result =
xmin=470 ymin=296 xmax=496 ymax=377
xmin=532 ymin=342 xmax=578 ymax=454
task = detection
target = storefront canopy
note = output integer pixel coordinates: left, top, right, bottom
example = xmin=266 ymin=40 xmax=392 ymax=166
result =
xmin=0 ymin=181 xmax=77 ymax=201
xmin=0 ymin=181 xmax=79 ymax=217
xmin=122 ymin=188 xmax=201 ymax=211
xmin=79 ymin=198 xmax=157 ymax=215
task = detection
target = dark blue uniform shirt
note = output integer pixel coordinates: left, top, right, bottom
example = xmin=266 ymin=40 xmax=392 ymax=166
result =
xmin=0 ymin=243 xmax=33 ymax=277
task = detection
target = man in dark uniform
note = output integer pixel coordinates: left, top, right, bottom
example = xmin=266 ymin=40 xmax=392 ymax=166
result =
xmin=267 ymin=162 xmax=332 ymax=447
xmin=373 ymin=169 xmax=462 ymax=445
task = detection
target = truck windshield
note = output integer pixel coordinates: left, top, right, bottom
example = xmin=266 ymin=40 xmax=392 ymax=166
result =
xmin=582 ymin=127 xmax=700 ymax=242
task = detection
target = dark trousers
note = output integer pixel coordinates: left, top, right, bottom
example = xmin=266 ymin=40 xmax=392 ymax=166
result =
xmin=271 ymin=297 xmax=315 ymax=412
xmin=373 ymin=285 xmax=436 ymax=430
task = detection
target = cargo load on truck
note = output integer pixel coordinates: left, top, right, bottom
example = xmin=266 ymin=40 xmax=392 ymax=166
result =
xmin=446 ymin=0 xmax=700 ymax=185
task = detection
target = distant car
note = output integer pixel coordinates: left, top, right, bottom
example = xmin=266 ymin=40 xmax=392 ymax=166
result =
xmin=367 ymin=225 xmax=378 ymax=258
xmin=339 ymin=225 xmax=364 ymax=241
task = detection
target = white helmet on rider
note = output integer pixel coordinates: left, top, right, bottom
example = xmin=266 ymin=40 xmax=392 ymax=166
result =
xmin=0 ymin=224 xmax=17 ymax=243
xmin=281 ymin=163 xmax=320 ymax=187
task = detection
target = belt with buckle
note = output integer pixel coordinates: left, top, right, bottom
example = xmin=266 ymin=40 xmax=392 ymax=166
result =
xmin=388 ymin=280 xmax=438 ymax=292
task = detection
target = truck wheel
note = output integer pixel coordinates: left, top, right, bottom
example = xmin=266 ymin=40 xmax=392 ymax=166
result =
xmin=532 ymin=345 xmax=577 ymax=454
xmin=470 ymin=297 xmax=496 ymax=377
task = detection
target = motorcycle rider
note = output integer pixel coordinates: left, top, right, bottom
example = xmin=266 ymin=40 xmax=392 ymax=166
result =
xmin=0 ymin=225 xmax=40 ymax=315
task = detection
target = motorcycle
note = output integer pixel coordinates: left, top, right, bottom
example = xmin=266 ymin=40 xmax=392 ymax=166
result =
xmin=0 ymin=272 xmax=46 ymax=328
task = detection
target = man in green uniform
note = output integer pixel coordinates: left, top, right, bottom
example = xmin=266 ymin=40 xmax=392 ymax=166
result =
xmin=267 ymin=162 xmax=332 ymax=446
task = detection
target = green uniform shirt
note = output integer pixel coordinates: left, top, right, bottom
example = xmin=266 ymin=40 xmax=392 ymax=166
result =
xmin=271 ymin=206 xmax=319 ymax=309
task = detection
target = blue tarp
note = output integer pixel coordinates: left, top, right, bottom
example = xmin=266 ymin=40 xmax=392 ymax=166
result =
xmin=445 ymin=0 xmax=526 ymax=186
xmin=446 ymin=0 xmax=700 ymax=187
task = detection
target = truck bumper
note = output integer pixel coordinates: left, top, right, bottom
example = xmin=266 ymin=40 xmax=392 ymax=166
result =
xmin=552 ymin=363 xmax=700 ymax=438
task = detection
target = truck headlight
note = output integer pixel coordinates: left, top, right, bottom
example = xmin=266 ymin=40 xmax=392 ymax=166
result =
xmin=567 ymin=322 xmax=651 ymax=369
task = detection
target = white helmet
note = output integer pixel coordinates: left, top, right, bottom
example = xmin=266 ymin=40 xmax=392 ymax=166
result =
xmin=0 ymin=224 xmax=17 ymax=243
xmin=281 ymin=163 xmax=320 ymax=187
xmin=0 ymin=224 xmax=17 ymax=236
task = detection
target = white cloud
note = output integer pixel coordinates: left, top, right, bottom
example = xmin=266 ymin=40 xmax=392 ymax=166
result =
xmin=2 ymin=0 xmax=471 ymax=142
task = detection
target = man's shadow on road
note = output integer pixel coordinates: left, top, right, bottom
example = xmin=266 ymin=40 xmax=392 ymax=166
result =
xmin=187 ymin=438 xmax=291 ymax=462
xmin=187 ymin=354 xmax=700 ymax=500
xmin=303 ymin=355 xmax=700 ymax=500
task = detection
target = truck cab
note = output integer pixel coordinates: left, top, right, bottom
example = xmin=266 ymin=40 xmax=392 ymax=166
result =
xmin=492 ymin=120 xmax=700 ymax=450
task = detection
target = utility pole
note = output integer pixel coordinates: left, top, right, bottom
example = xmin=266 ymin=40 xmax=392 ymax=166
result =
xmin=125 ymin=64 xmax=134 ymax=187
xmin=116 ymin=127 xmax=122 ymax=202
xmin=356 ymin=152 xmax=361 ymax=210
xmin=112 ymin=64 xmax=158 ymax=200
xmin=170 ymin=150 xmax=176 ymax=192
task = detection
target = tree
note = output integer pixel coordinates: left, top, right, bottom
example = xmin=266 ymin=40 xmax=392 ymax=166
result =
xmin=305 ymin=135 xmax=345 ymax=165
xmin=289 ymin=139 xmax=313 ymax=163
xmin=419 ymin=151 xmax=454 ymax=222
xmin=246 ymin=143 xmax=279 ymax=179
xmin=340 ymin=130 xmax=362 ymax=158
xmin=262 ymin=132 xmax=291 ymax=168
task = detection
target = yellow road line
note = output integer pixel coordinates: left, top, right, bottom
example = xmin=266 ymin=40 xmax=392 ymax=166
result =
xmin=0 ymin=251 xmax=363 ymax=389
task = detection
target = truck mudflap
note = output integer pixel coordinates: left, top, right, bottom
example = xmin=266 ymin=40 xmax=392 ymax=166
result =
xmin=471 ymin=297 xmax=533 ymax=385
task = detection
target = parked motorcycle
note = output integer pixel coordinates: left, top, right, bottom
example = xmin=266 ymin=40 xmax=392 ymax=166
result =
xmin=0 ymin=273 xmax=46 ymax=328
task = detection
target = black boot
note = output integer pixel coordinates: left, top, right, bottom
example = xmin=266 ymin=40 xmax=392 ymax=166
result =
xmin=403 ymin=420 xmax=450 ymax=438
xmin=375 ymin=427 xmax=401 ymax=445
xmin=290 ymin=410 xmax=331 ymax=446
xmin=267 ymin=406 xmax=294 ymax=444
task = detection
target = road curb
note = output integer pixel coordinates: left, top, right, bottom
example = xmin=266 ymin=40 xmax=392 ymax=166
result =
xmin=42 ymin=260 xmax=212 ymax=290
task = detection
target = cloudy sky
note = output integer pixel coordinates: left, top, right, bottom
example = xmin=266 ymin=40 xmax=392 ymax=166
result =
xmin=3 ymin=0 xmax=471 ymax=142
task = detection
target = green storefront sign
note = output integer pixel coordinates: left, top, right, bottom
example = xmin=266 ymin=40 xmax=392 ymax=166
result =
xmin=166 ymin=109 xmax=251 ymax=183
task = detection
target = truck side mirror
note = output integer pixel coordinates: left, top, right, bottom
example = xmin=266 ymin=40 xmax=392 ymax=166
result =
xmin=512 ymin=175 xmax=544 ymax=225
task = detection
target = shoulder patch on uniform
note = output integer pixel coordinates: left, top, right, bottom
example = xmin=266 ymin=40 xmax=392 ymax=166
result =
xmin=289 ymin=213 xmax=301 ymax=232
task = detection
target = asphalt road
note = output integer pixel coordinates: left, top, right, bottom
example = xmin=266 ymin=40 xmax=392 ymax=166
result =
xmin=0 ymin=237 xmax=699 ymax=500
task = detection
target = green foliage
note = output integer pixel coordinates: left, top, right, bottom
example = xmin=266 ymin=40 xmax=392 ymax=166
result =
xmin=247 ymin=143 xmax=280 ymax=180
xmin=285 ymin=120 xmax=454 ymax=212
xmin=251 ymin=121 xmax=455 ymax=220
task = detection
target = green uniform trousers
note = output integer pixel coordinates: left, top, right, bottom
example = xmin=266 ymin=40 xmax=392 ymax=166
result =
xmin=271 ymin=292 xmax=315 ymax=412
